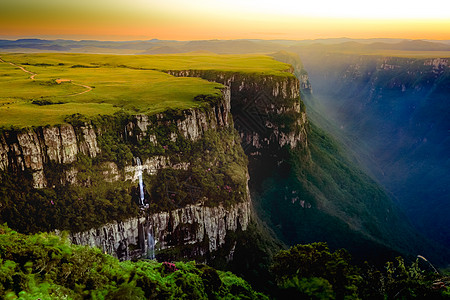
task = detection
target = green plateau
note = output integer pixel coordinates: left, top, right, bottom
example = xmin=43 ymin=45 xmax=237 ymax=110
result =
xmin=0 ymin=53 xmax=293 ymax=128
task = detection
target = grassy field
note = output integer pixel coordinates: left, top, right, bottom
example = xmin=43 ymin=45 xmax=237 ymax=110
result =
xmin=0 ymin=53 xmax=292 ymax=127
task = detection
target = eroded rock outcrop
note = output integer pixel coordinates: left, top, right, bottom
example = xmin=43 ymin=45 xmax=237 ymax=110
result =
xmin=71 ymin=199 xmax=251 ymax=261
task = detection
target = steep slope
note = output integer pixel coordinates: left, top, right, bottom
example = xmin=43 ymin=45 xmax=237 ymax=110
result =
xmin=297 ymin=50 xmax=450 ymax=253
xmin=262 ymin=51 xmax=447 ymax=265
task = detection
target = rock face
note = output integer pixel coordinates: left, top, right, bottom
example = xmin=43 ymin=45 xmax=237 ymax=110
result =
xmin=0 ymin=85 xmax=251 ymax=260
xmin=167 ymin=70 xmax=308 ymax=159
xmin=0 ymin=123 xmax=100 ymax=188
xmin=71 ymin=199 xmax=251 ymax=261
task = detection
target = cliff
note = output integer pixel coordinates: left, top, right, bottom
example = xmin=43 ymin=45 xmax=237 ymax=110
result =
xmin=0 ymin=68 xmax=308 ymax=262
xmin=166 ymin=69 xmax=308 ymax=161
xmin=0 ymin=123 xmax=99 ymax=188
xmin=269 ymin=51 xmax=313 ymax=95
xmin=0 ymin=86 xmax=249 ymax=259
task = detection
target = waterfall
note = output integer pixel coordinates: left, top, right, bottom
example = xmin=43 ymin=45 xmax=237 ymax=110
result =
xmin=147 ymin=231 xmax=156 ymax=260
xmin=136 ymin=157 xmax=145 ymax=206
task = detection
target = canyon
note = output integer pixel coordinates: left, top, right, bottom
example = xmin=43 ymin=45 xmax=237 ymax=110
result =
xmin=298 ymin=51 xmax=450 ymax=250
xmin=0 ymin=51 xmax=446 ymax=268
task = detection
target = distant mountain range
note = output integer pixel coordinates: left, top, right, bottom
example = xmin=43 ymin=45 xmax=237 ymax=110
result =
xmin=1 ymin=38 xmax=450 ymax=54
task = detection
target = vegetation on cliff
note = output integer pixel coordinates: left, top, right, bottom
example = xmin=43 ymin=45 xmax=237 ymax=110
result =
xmin=0 ymin=118 xmax=248 ymax=233
xmin=0 ymin=169 xmax=137 ymax=233
xmin=252 ymin=119 xmax=445 ymax=265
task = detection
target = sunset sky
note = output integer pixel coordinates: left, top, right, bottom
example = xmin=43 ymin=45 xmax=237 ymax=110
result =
xmin=1 ymin=0 xmax=449 ymax=41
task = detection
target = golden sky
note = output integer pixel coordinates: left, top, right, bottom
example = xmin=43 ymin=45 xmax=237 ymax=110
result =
xmin=1 ymin=0 xmax=449 ymax=40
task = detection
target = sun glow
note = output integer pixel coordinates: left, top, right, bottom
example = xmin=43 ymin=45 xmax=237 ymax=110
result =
xmin=223 ymin=0 xmax=450 ymax=19
xmin=0 ymin=0 xmax=449 ymax=40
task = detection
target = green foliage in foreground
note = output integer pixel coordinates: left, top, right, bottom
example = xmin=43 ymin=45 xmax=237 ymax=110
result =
xmin=270 ymin=243 xmax=450 ymax=299
xmin=0 ymin=225 xmax=267 ymax=299
xmin=0 ymin=224 xmax=448 ymax=299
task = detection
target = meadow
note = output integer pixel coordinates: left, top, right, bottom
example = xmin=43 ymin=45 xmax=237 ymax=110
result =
xmin=0 ymin=53 xmax=292 ymax=127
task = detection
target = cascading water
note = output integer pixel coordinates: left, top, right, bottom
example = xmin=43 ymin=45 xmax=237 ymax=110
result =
xmin=136 ymin=157 xmax=145 ymax=206
xmin=147 ymin=231 xmax=156 ymax=260
xmin=136 ymin=158 xmax=156 ymax=259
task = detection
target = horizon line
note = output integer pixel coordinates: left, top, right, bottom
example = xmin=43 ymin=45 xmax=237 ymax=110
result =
xmin=1 ymin=36 xmax=450 ymax=43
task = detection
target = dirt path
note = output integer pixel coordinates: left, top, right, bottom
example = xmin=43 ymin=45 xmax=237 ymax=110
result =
xmin=0 ymin=56 xmax=92 ymax=96
xmin=69 ymin=83 xmax=93 ymax=96
xmin=0 ymin=56 xmax=37 ymax=80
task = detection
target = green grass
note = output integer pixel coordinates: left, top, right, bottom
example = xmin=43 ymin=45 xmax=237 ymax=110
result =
xmin=3 ymin=52 xmax=293 ymax=75
xmin=0 ymin=52 xmax=292 ymax=127
xmin=0 ymin=102 xmax=119 ymax=128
